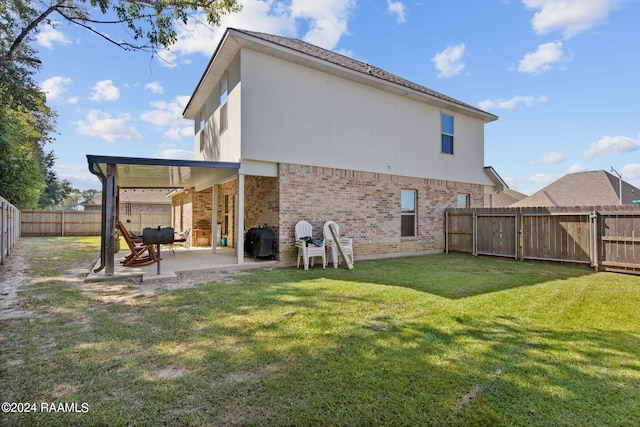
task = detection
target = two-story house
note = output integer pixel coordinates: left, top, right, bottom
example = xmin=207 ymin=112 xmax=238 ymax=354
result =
xmin=179 ymin=28 xmax=502 ymax=263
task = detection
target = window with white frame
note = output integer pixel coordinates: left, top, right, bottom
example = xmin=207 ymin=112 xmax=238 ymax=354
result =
xmin=441 ymin=113 xmax=454 ymax=154
xmin=401 ymin=189 xmax=417 ymax=237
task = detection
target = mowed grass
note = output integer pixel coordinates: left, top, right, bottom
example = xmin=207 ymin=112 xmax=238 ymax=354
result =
xmin=1 ymin=237 xmax=639 ymax=426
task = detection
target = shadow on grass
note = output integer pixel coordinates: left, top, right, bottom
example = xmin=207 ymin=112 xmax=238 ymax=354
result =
xmin=2 ymin=242 xmax=637 ymax=426
xmin=270 ymin=253 xmax=593 ymax=299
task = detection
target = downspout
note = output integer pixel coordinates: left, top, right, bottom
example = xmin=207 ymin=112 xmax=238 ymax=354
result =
xmin=88 ymin=161 xmax=107 ymax=273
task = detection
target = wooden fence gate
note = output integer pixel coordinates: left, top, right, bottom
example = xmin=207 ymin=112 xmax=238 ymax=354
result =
xmin=445 ymin=206 xmax=640 ymax=275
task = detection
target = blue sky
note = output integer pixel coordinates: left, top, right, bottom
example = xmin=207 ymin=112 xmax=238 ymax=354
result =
xmin=34 ymin=0 xmax=640 ymax=194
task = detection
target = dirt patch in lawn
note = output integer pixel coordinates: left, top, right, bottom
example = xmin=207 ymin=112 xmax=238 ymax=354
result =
xmin=0 ymin=240 xmax=250 ymax=318
xmin=0 ymin=243 xmax=34 ymax=320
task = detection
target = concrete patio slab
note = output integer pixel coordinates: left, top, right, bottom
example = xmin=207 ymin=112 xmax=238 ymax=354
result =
xmin=85 ymin=246 xmax=279 ymax=282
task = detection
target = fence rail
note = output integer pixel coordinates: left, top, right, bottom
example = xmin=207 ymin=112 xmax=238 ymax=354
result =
xmin=20 ymin=211 xmax=171 ymax=236
xmin=445 ymin=206 xmax=640 ymax=274
xmin=1 ymin=196 xmax=21 ymax=265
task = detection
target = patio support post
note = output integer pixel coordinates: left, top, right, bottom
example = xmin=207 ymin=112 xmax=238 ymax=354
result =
xmin=211 ymin=185 xmax=218 ymax=254
xmin=236 ymin=174 xmax=245 ymax=264
xmin=104 ymin=163 xmax=117 ymax=275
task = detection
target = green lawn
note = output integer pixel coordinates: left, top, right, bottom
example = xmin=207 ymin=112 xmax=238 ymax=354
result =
xmin=1 ymin=237 xmax=639 ymax=426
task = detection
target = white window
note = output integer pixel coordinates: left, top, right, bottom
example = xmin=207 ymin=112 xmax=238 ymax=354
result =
xmin=401 ymin=190 xmax=417 ymax=237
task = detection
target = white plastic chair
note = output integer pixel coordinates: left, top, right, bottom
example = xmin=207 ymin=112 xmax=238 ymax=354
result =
xmin=323 ymin=221 xmax=354 ymax=268
xmin=295 ymin=220 xmax=326 ymax=270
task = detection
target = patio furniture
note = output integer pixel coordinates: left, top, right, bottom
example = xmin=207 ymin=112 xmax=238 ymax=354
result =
xmin=295 ymin=220 xmax=326 ymax=270
xmin=167 ymin=228 xmax=191 ymax=254
xmin=116 ymin=221 xmax=158 ymax=267
xmin=323 ymin=221 xmax=354 ymax=268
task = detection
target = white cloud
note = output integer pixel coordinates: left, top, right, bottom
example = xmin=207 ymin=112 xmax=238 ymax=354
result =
xmin=36 ymin=21 xmax=71 ymax=48
xmin=518 ymin=41 xmax=570 ymax=74
xmin=432 ymin=44 xmax=466 ymax=78
xmin=89 ymin=80 xmax=120 ymax=102
xmin=140 ymin=96 xmax=190 ymax=127
xmin=568 ymin=163 xmax=588 ymax=173
xmin=145 ymin=82 xmax=164 ymax=94
xmin=583 ymin=134 xmax=640 ymax=158
xmin=140 ymin=96 xmax=192 ymax=141
xmin=505 ymin=173 xmax=559 ymax=192
xmin=159 ymin=0 xmax=355 ymax=65
xmin=155 ymin=148 xmax=194 ymax=160
xmin=540 ymin=151 xmax=566 ymax=164
xmin=41 ymin=76 xmax=72 ymax=101
xmin=387 ymin=0 xmax=407 ymax=24
xmin=163 ymin=127 xmax=193 ymax=141
xmin=523 ymin=0 xmax=621 ymax=39
xmin=478 ymin=95 xmax=548 ymax=110
xmin=291 ymin=0 xmax=356 ymax=49
xmin=53 ymin=164 xmax=100 ymax=190
xmin=75 ymin=110 xmax=143 ymax=142
xmin=621 ymin=164 xmax=640 ymax=180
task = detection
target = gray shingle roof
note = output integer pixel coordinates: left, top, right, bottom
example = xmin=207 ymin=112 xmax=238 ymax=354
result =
xmin=493 ymin=189 xmax=528 ymax=207
xmin=510 ymin=170 xmax=640 ymax=207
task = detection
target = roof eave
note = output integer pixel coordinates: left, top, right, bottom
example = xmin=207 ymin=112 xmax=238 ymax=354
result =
xmin=484 ymin=166 xmax=508 ymax=191
xmin=184 ymin=28 xmax=498 ymax=123
xmin=234 ymin=30 xmax=498 ymax=122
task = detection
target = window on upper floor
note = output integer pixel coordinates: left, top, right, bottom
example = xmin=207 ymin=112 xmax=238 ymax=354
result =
xmin=441 ymin=113 xmax=454 ymax=154
xmin=198 ymin=111 xmax=205 ymax=133
xmin=220 ymin=73 xmax=228 ymax=132
xmin=401 ymin=189 xmax=417 ymax=238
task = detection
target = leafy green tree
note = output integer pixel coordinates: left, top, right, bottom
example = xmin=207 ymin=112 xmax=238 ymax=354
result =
xmin=3 ymin=0 xmax=241 ymax=61
xmin=38 ymin=152 xmax=75 ymax=209
xmin=2 ymin=0 xmax=240 ymax=209
xmin=0 ymin=107 xmax=46 ymax=208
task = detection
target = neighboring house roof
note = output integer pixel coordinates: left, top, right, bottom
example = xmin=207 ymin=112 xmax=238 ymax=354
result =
xmin=510 ymin=170 xmax=640 ymax=207
xmin=81 ymin=188 xmax=173 ymax=207
xmin=493 ymin=189 xmax=528 ymax=207
xmin=184 ymin=28 xmax=498 ymax=123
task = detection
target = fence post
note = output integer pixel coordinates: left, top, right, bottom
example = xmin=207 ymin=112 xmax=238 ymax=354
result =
xmin=445 ymin=210 xmax=449 ymax=254
xmin=0 ymin=196 xmax=21 ymax=265
xmin=590 ymin=210 xmax=599 ymax=271
xmin=472 ymin=209 xmax=477 ymax=256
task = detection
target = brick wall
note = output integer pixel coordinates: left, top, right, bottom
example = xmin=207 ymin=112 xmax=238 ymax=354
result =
xmin=171 ymin=188 xmax=212 ymax=246
xmin=217 ymin=180 xmax=238 ymax=247
xmin=278 ymin=163 xmax=483 ymax=262
xmin=244 ymin=175 xmax=280 ymax=252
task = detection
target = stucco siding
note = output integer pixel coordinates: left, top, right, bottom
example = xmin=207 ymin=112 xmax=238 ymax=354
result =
xmin=240 ymin=49 xmax=491 ymax=186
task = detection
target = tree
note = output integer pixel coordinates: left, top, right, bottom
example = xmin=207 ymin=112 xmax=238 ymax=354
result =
xmin=1 ymin=0 xmax=240 ymax=208
xmin=3 ymin=0 xmax=241 ymax=62
xmin=38 ymin=152 xmax=75 ymax=209
xmin=0 ymin=107 xmax=47 ymax=209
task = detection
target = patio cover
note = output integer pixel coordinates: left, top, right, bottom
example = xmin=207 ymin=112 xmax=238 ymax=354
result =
xmin=87 ymin=155 xmax=240 ymax=276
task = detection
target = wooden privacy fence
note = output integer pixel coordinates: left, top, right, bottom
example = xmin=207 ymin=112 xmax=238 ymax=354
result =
xmin=1 ymin=196 xmax=21 ymax=265
xmin=21 ymin=211 xmax=171 ymax=236
xmin=445 ymin=206 xmax=640 ymax=274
